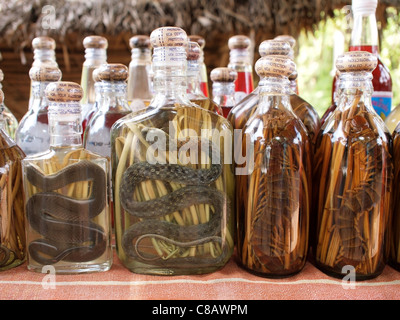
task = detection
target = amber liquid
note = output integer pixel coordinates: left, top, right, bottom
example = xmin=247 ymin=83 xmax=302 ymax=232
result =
xmin=390 ymin=128 xmax=400 ymax=271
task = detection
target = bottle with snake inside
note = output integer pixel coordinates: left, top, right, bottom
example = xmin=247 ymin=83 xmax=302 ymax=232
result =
xmin=0 ymin=89 xmax=26 ymax=271
xmin=111 ymin=27 xmax=234 ymax=275
xmin=21 ymin=81 xmax=112 ymax=274
xmin=313 ymin=51 xmax=392 ymax=280
xmin=235 ymin=55 xmax=312 ymax=278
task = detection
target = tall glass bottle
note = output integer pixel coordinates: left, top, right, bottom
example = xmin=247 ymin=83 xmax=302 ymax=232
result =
xmin=236 ymin=55 xmax=311 ymax=278
xmin=331 ymin=0 xmax=392 ymax=120
xmin=0 ymin=70 xmax=18 ymax=139
xmin=187 ymin=41 xmax=222 ymax=115
xmin=22 ymin=81 xmax=112 ymax=274
xmin=111 ymin=27 xmax=234 ymax=275
xmin=16 ymin=65 xmax=62 ymax=156
xmin=313 ymin=51 xmax=392 ymax=280
xmin=227 ymin=35 xmax=254 ymax=106
xmin=0 ymin=89 xmax=26 ymax=271
xmin=127 ymin=35 xmax=152 ymax=111
xmin=80 ymin=35 xmax=108 ymax=134
xmin=228 ymin=39 xmax=321 ymax=145
xmin=189 ymin=35 xmax=209 ymax=98
xmin=210 ymin=67 xmax=237 ymax=116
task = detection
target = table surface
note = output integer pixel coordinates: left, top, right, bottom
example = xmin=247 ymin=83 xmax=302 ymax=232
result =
xmin=1 ymin=249 xmax=400 ymax=300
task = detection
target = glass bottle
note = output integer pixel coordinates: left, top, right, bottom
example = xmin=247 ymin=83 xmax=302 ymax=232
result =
xmin=210 ymin=67 xmax=237 ymax=117
xmin=0 ymin=70 xmax=18 ymax=140
xmin=0 ymin=89 xmax=26 ymax=271
xmin=80 ymin=35 xmax=108 ymax=135
xmin=227 ymin=35 xmax=254 ymax=105
xmin=15 ymin=65 xmax=62 ymax=156
xmin=127 ymin=35 xmax=152 ymax=111
xmin=189 ymin=35 xmax=209 ymax=98
xmin=313 ymin=51 xmax=392 ymax=280
xmin=391 ymin=123 xmax=400 ymax=271
xmin=22 ymin=81 xmax=112 ymax=274
xmin=331 ymin=0 xmax=392 ymax=120
xmin=236 ymin=55 xmax=311 ymax=278
xmin=228 ymin=39 xmax=321 ymax=145
xmin=111 ymin=26 xmax=234 ymax=275
xmin=187 ymin=41 xmax=222 ymax=115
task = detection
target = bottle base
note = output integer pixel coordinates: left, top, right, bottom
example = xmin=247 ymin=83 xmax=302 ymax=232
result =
xmin=236 ymin=259 xmax=305 ymax=279
xmin=0 ymin=258 xmax=25 ymax=272
xmin=314 ymin=261 xmax=384 ymax=281
xmin=27 ymin=261 xmax=112 ymax=275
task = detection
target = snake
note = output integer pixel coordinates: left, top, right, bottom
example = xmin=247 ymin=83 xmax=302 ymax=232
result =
xmin=0 ymin=244 xmax=15 ymax=268
xmin=25 ymin=160 xmax=107 ymax=265
xmin=120 ymin=134 xmax=231 ymax=267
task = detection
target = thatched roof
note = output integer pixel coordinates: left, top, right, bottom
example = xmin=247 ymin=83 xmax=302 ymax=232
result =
xmin=1 ymin=0 xmax=399 ymax=52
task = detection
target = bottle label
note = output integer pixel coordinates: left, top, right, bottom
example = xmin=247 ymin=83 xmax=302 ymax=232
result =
xmin=371 ymin=91 xmax=392 ymax=119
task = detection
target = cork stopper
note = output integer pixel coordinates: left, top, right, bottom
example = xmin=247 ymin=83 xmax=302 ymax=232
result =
xmin=259 ymin=40 xmax=292 ymax=57
xmin=210 ymin=67 xmax=237 ymax=83
xmin=129 ymin=35 xmax=151 ymax=49
xmin=29 ymin=65 xmax=62 ymax=82
xmin=336 ymin=51 xmax=377 ymax=73
xmin=255 ymin=55 xmax=296 ymax=79
xmin=45 ymin=81 xmax=83 ymax=103
xmin=187 ymin=41 xmax=201 ymax=61
xmin=150 ymin=27 xmax=188 ymax=48
xmin=189 ymin=35 xmax=205 ymax=49
xmin=96 ymin=63 xmax=128 ymax=81
xmin=274 ymin=35 xmax=296 ymax=48
xmin=0 ymin=89 xmax=3 ymax=105
xmin=83 ymin=35 xmax=108 ymax=49
xmin=0 ymin=69 xmax=4 ymax=83
xmin=228 ymin=35 xmax=251 ymax=50
xmin=32 ymin=36 xmax=56 ymax=50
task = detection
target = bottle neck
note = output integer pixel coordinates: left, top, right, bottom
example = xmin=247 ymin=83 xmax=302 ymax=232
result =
xmin=257 ymin=77 xmax=293 ymax=114
xmin=48 ymin=102 xmax=82 ymax=148
xmin=30 ymin=81 xmax=51 ymax=110
xmin=350 ymin=10 xmax=379 ymax=54
xmin=229 ymin=48 xmax=251 ymax=66
xmin=84 ymin=48 xmax=107 ymax=65
xmin=212 ymin=82 xmax=236 ymax=107
xmin=186 ymin=60 xmax=204 ymax=97
xmin=33 ymin=49 xmax=57 ymax=67
xmin=97 ymin=82 xmax=130 ymax=111
xmin=130 ymin=48 xmax=151 ymax=66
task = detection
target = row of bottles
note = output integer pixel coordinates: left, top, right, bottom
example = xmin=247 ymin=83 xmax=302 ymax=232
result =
xmin=0 ymin=18 xmax=398 ymax=281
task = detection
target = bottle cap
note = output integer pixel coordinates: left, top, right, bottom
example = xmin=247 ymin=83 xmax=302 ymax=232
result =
xmin=29 ymin=65 xmax=62 ymax=82
xmin=83 ymin=35 xmax=108 ymax=49
xmin=210 ymin=67 xmax=237 ymax=82
xmin=352 ymin=0 xmax=377 ymax=15
xmin=187 ymin=41 xmax=201 ymax=61
xmin=45 ymin=81 xmax=83 ymax=103
xmin=32 ymin=36 xmax=56 ymax=50
xmin=96 ymin=63 xmax=128 ymax=81
xmin=336 ymin=51 xmax=377 ymax=73
xmin=0 ymin=69 xmax=4 ymax=83
xmin=228 ymin=35 xmax=251 ymax=50
xmin=274 ymin=35 xmax=296 ymax=48
xmin=189 ymin=35 xmax=205 ymax=49
xmin=255 ymin=55 xmax=296 ymax=79
xmin=150 ymin=27 xmax=188 ymax=48
xmin=259 ymin=40 xmax=292 ymax=57
xmin=129 ymin=35 xmax=151 ymax=49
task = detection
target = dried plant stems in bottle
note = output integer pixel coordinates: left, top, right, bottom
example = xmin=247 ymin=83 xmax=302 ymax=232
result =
xmin=313 ymin=51 xmax=392 ymax=280
xmin=236 ymin=55 xmax=311 ymax=277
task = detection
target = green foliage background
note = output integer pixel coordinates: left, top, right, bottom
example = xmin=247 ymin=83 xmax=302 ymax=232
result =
xmin=296 ymin=7 xmax=400 ymax=117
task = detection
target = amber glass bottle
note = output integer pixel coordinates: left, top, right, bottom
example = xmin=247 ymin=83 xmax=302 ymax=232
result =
xmin=236 ymin=55 xmax=311 ymax=278
xmin=0 ymin=89 xmax=26 ymax=271
xmin=111 ymin=27 xmax=234 ymax=275
xmin=313 ymin=51 xmax=392 ymax=280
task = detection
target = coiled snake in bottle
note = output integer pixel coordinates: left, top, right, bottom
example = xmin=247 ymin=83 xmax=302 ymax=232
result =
xmin=25 ymin=160 xmax=107 ymax=265
xmin=120 ymin=134 xmax=231 ymax=267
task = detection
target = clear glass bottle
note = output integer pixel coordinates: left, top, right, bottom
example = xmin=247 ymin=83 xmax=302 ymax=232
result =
xmin=127 ymin=35 xmax=152 ymax=111
xmin=331 ymin=0 xmax=392 ymax=120
xmin=227 ymin=35 xmax=254 ymax=106
xmin=189 ymin=35 xmax=209 ymax=98
xmin=80 ymin=35 xmax=108 ymax=135
xmin=236 ymin=55 xmax=311 ymax=278
xmin=111 ymin=27 xmax=234 ymax=275
xmin=313 ymin=51 xmax=392 ymax=280
xmin=16 ymin=65 xmax=62 ymax=156
xmin=0 ymin=70 xmax=18 ymax=140
xmin=210 ymin=67 xmax=237 ymax=116
xmin=187 ymin=41 xmax=222 ymax=115
xmin=0 ymin=89 xmax=26 ymax=271
xmin=228 ymin=40 xmax=321 ymax=145
xmin=22 ymin=81 xmax=112 ymax=274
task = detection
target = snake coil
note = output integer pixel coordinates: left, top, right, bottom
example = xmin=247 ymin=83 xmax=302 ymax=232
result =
xmin=25 ymin=160 xmax=108 ymax=265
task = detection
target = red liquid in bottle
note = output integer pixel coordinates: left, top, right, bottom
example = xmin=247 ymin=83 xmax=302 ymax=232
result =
xmin=235 ymin=71 xmax=254 ymax=94
xmin=200 ymin=81 xmax=209 ymax=98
